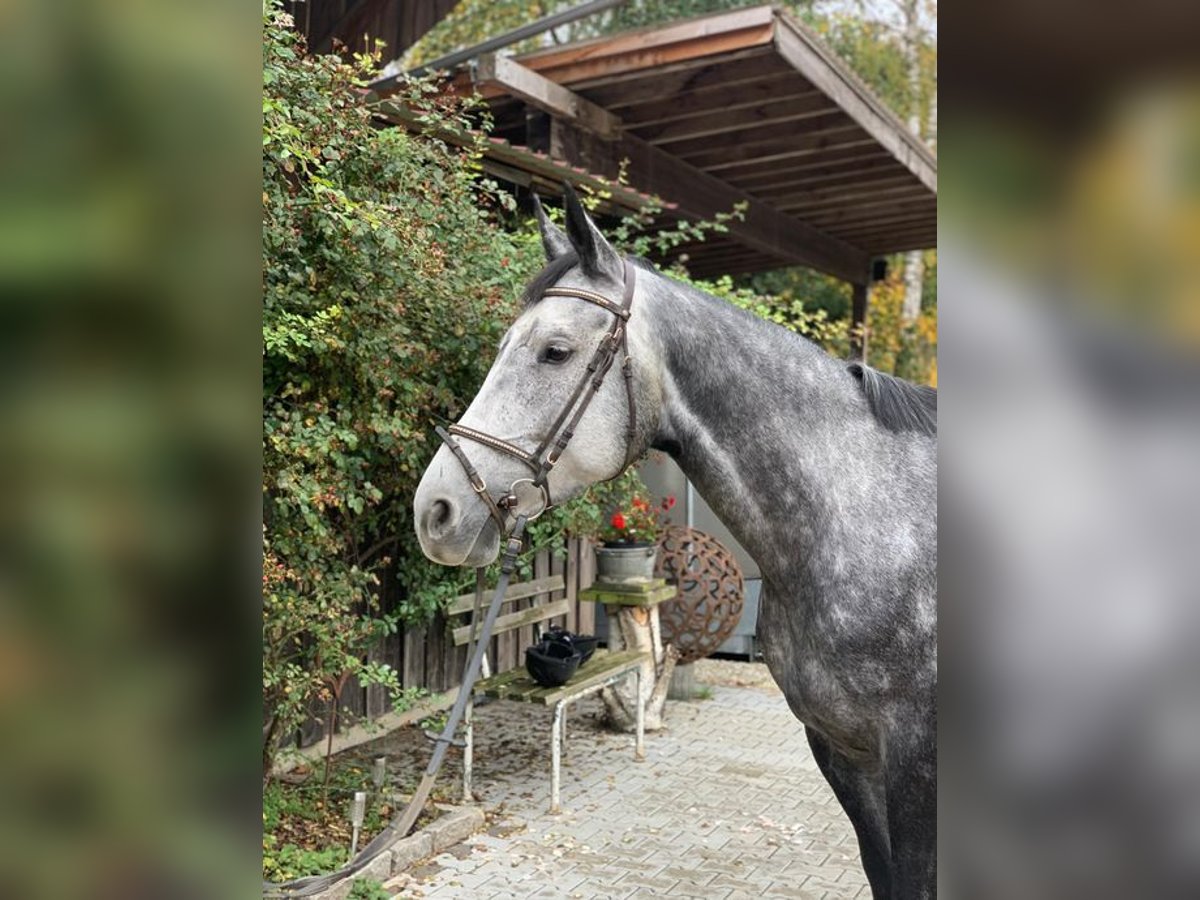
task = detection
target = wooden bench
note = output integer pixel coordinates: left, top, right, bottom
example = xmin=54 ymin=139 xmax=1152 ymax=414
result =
xmin=449 ymin=575 xmax=648 ymax=813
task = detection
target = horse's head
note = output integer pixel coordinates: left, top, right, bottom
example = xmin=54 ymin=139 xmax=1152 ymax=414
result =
xmin=414 ymin=188 xmax=657 ymax=566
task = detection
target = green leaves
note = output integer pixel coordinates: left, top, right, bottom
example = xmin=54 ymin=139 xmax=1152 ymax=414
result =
xmin=262 ymin=3 xmax=543 ymax=774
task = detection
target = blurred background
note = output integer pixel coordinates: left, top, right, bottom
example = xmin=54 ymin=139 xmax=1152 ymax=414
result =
xmin=940 ymin=2 xmax=1200 ymax=898
xmin=0 ymin=0 xmax=1197 ymax=897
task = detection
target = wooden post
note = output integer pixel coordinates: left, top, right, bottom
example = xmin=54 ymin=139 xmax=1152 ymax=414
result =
xmin=850 ymin=279 xmax=869 ymax=362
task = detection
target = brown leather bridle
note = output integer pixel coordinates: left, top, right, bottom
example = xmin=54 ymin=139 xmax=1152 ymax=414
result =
xmin=435 ymin=257 xmax=639 ymax=533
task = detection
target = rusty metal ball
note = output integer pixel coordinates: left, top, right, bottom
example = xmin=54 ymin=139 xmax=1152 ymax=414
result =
xmin=654 ymin=526 xmax=744 ymax=665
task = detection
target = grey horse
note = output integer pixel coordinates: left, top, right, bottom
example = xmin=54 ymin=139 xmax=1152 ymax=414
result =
xmin=414 ymin=190 xmax=937 ymax=899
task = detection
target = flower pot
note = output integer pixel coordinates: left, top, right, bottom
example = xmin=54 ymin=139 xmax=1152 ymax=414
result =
xmin=595 ymin=543 xmax=658 ymax=583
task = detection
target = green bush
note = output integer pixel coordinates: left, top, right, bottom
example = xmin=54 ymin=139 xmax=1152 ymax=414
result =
xmin=261 ymin=5 xmax=544 ymax=772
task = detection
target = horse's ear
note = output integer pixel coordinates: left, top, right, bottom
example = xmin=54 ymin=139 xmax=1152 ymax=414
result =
xmin=562 ymin=182 xmax=622 ymax=280
xmin=532 ymin=194 xmax=571 ymax=261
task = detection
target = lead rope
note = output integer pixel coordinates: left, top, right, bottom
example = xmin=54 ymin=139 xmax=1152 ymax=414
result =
xmin=263 ymin=516 xmax=529 ymax=898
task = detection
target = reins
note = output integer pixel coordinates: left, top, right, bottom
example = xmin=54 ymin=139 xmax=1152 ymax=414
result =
xmin=264 ymin=258 xmax=641 ymax=898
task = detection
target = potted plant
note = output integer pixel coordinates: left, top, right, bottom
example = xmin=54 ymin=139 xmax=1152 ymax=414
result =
xmin=594 ymin=492 xmax=676 ymax=583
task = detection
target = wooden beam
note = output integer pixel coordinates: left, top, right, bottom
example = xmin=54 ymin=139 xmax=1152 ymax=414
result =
xmin=774 ymin=14 xmax=936 ymax=193
xmin=687 ymin=134 xmax=877 ymax=173
xmin=584 ymin=48 xmax=788 ymax=109
xmin=821 ymin=207 xmax=936 ymax=230
xmin=664 ymin=114 xmax=854 ymax=157
xmin=616 ymin=131 xmax=868 ymax=283
xmin=471 ymin=57 xmax=866 ymax=283
xmin=842 ymin=222 xmax=939 ymax=244
xmin=716 ymin=150 xmax=894 ymax=184
xmin=643 ymin=94 xmax=840 ymax=146
xmin=862 ymin=235 xmax=937 ymax=254
xmin=782 ymin=193 xmax=932 ymax=221
xmin=475 ymin=53 xmax=622 ymax=140
xmin=739 ymin=168 xmax=914 ymax=196
xmin=373 ymin=101 xmax=657 ymax=214
xmin=515 ymin=5 xmax=777 ymax=85
xmin=777 ymin=186 xmax=936 ymax=216
xmin=619 ymin=78 xmax=814 ymax=129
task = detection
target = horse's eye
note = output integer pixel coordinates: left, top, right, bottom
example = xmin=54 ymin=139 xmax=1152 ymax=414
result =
xmin=540 ymin=345 xmax=572 ymax=365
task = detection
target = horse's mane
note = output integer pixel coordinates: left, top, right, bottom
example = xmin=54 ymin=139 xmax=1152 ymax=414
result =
xmin=522 ymin=254 xmax=937 ymax=438
xmin=847 ymin=363 xmax=937 ymax=436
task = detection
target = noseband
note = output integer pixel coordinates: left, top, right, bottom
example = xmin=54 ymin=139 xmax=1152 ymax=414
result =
xmin=436 ymin=257 xmax=639 ymax=533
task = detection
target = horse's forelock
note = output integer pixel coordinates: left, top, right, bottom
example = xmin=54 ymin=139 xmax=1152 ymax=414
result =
xmin=521 ymin=252 xmax=579 ymax=307
xmin=520 ymin=252 xmax=658 ymax=308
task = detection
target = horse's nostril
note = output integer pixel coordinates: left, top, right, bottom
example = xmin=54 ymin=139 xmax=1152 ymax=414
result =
xmin=426 ymin=499 xmax=456 ymax=539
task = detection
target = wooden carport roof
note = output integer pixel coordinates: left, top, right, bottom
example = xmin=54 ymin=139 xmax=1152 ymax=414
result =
xmin=372 ymin=2 xmax=926 ymax=285
xmin=405 ymin=5 xmax=936 ymax=284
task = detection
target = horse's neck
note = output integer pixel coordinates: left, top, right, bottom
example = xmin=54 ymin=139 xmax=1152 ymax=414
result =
xmin=645 ymin=278 xmax=873 ymax=585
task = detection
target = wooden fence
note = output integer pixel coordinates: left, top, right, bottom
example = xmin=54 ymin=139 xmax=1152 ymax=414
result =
xmin=296 ymin=536 xmax=598 ymax=749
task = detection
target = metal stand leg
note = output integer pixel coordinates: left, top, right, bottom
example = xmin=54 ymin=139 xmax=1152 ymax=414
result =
xmin=634 ymin=668 xmax=646 ymax=761
xmin=561 ymin=702 xmax=568 ymax=758
xmin=551 ymin=701 xmax=564 ymax=813
xmin=463 ymin=694 xmax=474 ymax=803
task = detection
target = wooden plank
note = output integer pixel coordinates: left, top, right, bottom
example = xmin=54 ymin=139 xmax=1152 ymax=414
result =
xmin=424 ymin=613 xmax=442 ymax=692
xmin=577 ymin=542 xmax=596 ymax=636
xmin=479 ymin=650 xmax=647 ymax=705
xmin=820 ymin=210 xmax=936 ymax=234
xmin=614 ymin=130 xmax=868 ymax=283
xmin=833 ymin=215 xmax=939 ymax=237
xmin=544 ymin=547 xmax=561 ymax=628
xmin=373 ymin=102 xmax=657 ymax=215
xmin=476 ymin=53 xmax=622 ymax=139
xmin=620 ymin=76 xmax=815 ymax=128
xmin=740 ymin=168 xmax=914 ymax=196
xmin=697 ymin=138 xmax=882 ymax=175
xmin=446 ymin=575 xmax=566 ymax=615
xmin=676 ymin=127 xmax=870 ymax=170
xmin=636 ymin=92 xmax=836 ymax=145
xmin=662 ymin=111 xmax=852 ymax=157
xmin=452 ymin=599 xmax=573 ymax=646
xmin=513 ymin=6 xmax=778 ymax=85
xmin=862 ymin=234 xmax=937 ymax=253
xmin=716 ymin=150 xmax=894 ymax=185
xmin=565 ymin=538 xmax=579 ymax=633
xmin=580 ymin=584 xmax=678 ymax=608
xmin=799 ymin=194 xmax=936 ymax=223
xmin=581 ymin=48 xmax=788 ymax=110
xmin=780 ymin=186 xmax=934 ymax=216
xmin=773 ymin=15 xmax=936 ymax=193
xmin=772 ymin=175 xmax=921 ymax=206
xmin=365 ymin=637 xmax=388 ymax=719
xmin=401 ymin=624 xmax=425 ymax=690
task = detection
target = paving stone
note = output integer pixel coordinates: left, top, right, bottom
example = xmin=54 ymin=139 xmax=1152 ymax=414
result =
xmin=369 ymin=662 xmax=863 ymax=899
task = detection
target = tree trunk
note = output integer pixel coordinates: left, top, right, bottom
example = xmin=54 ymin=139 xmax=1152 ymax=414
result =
xmin=600 ymin=605 xmax=677 ymax=731
xmin=900 ymin=0 xmax=926 ymax=324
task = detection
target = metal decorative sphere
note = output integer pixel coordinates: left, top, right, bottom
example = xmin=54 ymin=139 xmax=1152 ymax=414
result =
xmin=654 ymin=526 xmax=744 ymax=665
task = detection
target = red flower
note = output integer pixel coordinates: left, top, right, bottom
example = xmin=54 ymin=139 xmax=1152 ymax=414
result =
xmin=611 ymin=512 xmax=627 ymax=530
xmin=664 ymin=495 xmax=676 ymax=509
